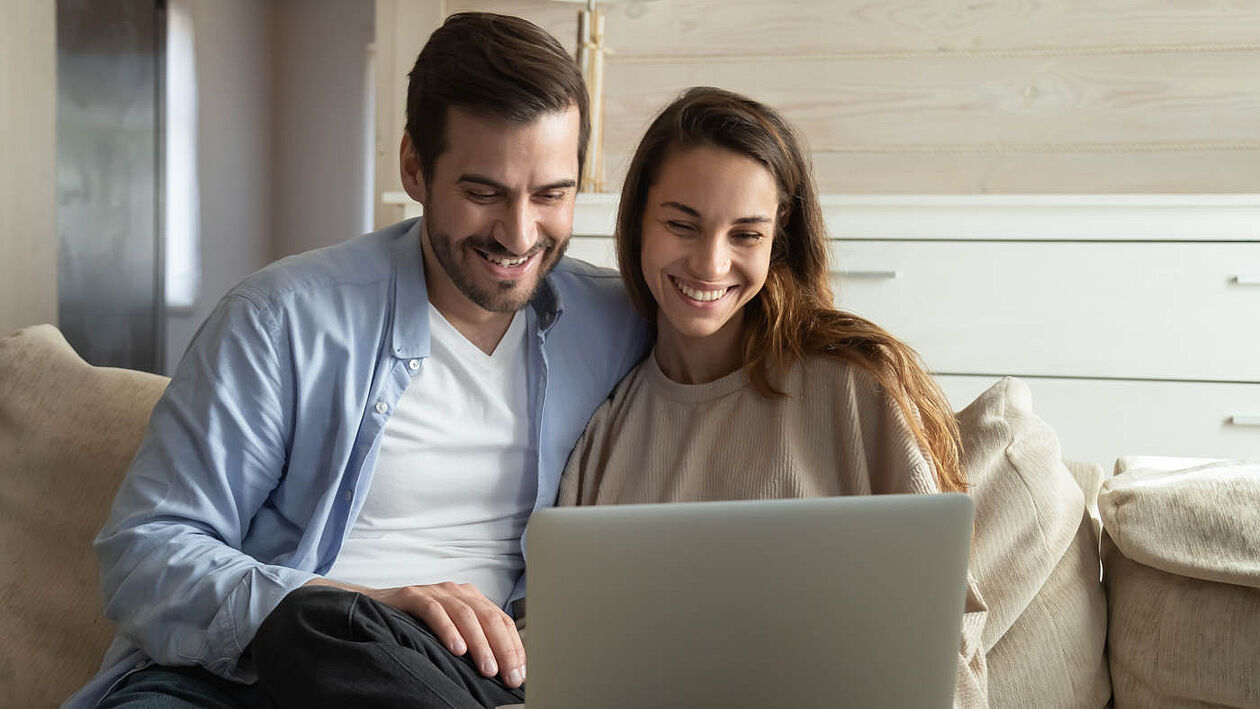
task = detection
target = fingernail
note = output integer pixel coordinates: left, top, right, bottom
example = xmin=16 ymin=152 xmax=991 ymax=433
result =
xmin=481 ymin=659 xmax=498 ymax=677
xmin=507 ymin=668 xmax=524 ymax=686
xmin=451 ymin=640 xmax=466 ymax=655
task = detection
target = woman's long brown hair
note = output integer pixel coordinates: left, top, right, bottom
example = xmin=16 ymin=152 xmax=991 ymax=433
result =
xmin=615 ymin=87 xmax=966 ymax=493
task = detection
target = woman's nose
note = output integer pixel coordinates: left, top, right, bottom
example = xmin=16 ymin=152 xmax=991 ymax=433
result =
xmin=688 ymin=234 xmax=730 ymax=279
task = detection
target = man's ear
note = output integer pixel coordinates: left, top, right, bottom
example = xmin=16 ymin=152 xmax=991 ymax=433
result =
xmin=399 ymin=133 xmax=426 ymax=203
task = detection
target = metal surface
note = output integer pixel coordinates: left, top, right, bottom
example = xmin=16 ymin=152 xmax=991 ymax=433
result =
xmin=526 ymin=495 xmax=974 ymax=709
xmin=56 ymin=0 xmax=165 ymax=371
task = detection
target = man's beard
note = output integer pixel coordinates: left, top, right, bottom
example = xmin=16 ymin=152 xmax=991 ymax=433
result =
xmin=425 ymin=205 xmax=569 ymax=313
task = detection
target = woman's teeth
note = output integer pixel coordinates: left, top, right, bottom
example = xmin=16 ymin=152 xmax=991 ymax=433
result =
xmin=485 ymin=252 xmax=529 ymax=268
xmin=676 ymin=280 xmax=728 ymax=302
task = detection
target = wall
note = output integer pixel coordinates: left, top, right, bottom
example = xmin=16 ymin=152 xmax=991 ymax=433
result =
xmin=270 ymin=0 xmax=375 ymax=259
xmin=0 ymin=0 xmax=57 ymax=334
xmin=165 ymin=0 xmax=375 ymax=369
xmin=373 ymin=0 xmax=444 ymax=227
xmin=165 ymin=0 xmax=277 ymax=369
xmin=380 ymin=0 xmax=1260 ymax=196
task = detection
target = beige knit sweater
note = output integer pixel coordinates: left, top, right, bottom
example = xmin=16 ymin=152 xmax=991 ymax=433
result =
xmin=558 ymin=353 xmax=990 ymax=707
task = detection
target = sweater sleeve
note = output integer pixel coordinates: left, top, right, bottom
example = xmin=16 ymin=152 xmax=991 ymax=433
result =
xmin=955 ymin=576 xmax=991 ymax=708
xmin=556 ymin=396 xmax=614 ymax=507
xmin=850 ymin=365 xmax=991 ymax=707
xmin=555 ymin=430 xmax=585 ymax=507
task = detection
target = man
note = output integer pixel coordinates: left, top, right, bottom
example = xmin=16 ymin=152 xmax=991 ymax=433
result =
xmin=67 ymin=13 xmax=647 ymax=709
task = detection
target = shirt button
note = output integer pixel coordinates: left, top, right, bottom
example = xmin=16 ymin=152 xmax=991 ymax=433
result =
xmin=408 ymin=358 xmax=420 ymax=371
xmin=375 ymin=401 xmax=388 ymax=414
xmin=344 ymin=490 xmax=353 ymax=502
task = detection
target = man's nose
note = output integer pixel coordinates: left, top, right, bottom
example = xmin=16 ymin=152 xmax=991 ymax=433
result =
xmin=494 ymin=199 xmax=539 ymax=255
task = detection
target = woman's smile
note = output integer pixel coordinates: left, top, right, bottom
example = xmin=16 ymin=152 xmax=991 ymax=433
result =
xmin=669 ymin=275 xmax=736 ymax=306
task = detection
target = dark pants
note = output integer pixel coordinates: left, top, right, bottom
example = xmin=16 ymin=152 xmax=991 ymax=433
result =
xmin=251 ymin=585 xmax=526 ymax=709
xmin=99 ymin=664 xmax=274 ymax=709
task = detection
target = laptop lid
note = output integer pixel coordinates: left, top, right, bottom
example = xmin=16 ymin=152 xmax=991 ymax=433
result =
xmin=524 ymin=493 xmax=973 ymax=709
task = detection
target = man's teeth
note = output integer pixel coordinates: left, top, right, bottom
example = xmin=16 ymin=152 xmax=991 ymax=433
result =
xmin=676 ymin=280 xmax=728 ymax=302
xmin=485 ymin=252 xmax=529 ymax=267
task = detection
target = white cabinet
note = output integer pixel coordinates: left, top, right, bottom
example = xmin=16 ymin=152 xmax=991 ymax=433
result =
xmin=569 ymin=194 xmax=1260 ymax=465
xmin=827 ymin=240 xmax=1260 ymax=382
xmin=936 ymin=376 xmax=1260 ymax=464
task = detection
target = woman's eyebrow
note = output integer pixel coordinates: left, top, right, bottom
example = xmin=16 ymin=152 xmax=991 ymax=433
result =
xmin=661 ymin=201 xmax=771 ymax=225
xmin=660 ymin=200 xmax=700 ymax=217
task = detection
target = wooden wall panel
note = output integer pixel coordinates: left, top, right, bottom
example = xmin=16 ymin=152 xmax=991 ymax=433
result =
xmin=447 ymin=0 xmax=1260 ymax=55
xmin=603 ymin=149 xmax=1260 ymax=195
xmin=601 ymin=53 xmax=1260 ymax=148
xmin=811 ymin=150 xmax=1260 ymax=194
xmin=388 ymin=0 xmax=1260 ymax=195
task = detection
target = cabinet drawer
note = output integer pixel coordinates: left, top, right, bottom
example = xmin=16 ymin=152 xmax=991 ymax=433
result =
xmin=830 ymin=241 xmax=1260 ymax=382
xmin=938 ymin=375 xmax=1260 ymax=466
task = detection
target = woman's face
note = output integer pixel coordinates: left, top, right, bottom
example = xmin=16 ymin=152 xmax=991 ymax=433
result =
xmin=640 ymin=145 xmax=778 ymax=346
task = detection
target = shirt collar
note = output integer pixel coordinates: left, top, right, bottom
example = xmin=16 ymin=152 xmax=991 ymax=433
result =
xmin=389 ymin=219 xmax=431 ymax=360
xmin=530 ymin=270 xmax=563 ymax=335
xmin=389 ymin=218 xmax=567 ymax=358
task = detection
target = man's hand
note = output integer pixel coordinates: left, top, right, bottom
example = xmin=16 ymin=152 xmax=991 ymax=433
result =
xmin=304 ymin=578 xmax=526 ymax=688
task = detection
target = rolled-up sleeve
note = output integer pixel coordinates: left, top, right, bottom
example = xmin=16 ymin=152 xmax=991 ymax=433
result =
xmin=95 ymin=291 xmax=317 ymax=679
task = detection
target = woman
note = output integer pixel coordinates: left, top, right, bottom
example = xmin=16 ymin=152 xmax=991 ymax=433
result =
xmin=557 ymin=87 xmax=988 ymax=705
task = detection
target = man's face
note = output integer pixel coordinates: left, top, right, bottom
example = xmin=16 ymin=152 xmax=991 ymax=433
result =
xmin=403 ymin=105 xmax=581 ymax=316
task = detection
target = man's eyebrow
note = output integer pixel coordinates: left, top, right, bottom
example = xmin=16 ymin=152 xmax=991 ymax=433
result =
xmin=457 ymin=175 xmax=508 ymax=191
xmin=457 ymin=175 xmax=576 ymax=192
xmin=661 ymin=201 xmax=771 ymax=224
xmin=537 ymin=179 xmax=577 ymax=192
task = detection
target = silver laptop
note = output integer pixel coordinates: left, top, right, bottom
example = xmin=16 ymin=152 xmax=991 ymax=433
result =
xmin=521 ymin=494 xmax=973 ymax=709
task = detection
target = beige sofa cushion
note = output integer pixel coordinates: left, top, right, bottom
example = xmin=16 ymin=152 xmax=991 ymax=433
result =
xmin=1100 ymin=459 xmax=1260 ymax=708
xmin=1102 ymin=459 xmax=1260 ymax=589
xmin=956 ymin=377 xmax=1111 ymax=708
xmin=0 ymin=325 xmax=168 ymax=707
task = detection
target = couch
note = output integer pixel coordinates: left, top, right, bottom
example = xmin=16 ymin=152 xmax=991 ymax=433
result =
xmin=2 ymin=324 xmax=1257 ymax=708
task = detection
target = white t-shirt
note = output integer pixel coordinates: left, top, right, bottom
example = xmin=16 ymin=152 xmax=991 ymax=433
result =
xmin=327 ymin=304 xmax=536 ymax=608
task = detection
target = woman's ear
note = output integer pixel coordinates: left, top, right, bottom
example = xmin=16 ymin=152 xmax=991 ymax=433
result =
xmin=399 ymin=133 xmax=427 ymax=203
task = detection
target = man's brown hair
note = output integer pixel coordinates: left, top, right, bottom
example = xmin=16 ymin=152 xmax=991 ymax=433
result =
xmin=405 ymin=12 xmax=590 ymax=182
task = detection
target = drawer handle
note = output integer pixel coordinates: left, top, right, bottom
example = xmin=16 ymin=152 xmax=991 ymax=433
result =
xmin=834 ymin=269 xmax=899 ymax=280
xmin=1230 ymin=414 xmax=1260 ymax=427
xmin=1232 ymin=275 xmax=1260 ymax=286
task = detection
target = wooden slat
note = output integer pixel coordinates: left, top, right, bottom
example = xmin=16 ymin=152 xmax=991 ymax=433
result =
xmin=446 ymin=0 xmax=1260 ymax=56
xmin=599 ymin=53 xmax=1260 ymax=151
xmin=804 ymin=150 xmax=1260 ymax=194
xmin=600 ymin=148 xmax=1260 ymax=195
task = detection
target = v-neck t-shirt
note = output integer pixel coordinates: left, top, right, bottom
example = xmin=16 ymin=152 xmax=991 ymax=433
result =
xmin=327 ymin=305 xmax=535 ymax=606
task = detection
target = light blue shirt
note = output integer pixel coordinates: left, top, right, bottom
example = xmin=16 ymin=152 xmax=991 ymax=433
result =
xmin=66 ymin=218 xmax=649 ymax=707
